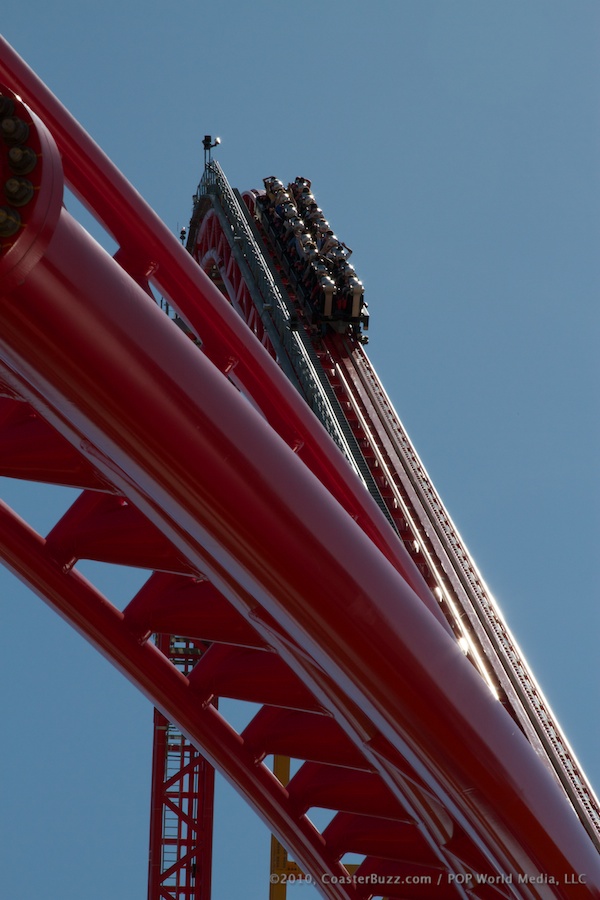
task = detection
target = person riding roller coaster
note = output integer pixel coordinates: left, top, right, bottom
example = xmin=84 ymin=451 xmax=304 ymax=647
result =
xmin=258 ymin=176 xmax=368 ymax=336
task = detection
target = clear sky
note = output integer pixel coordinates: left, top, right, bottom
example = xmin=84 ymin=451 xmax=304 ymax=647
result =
xmin=1 ymin=3 xmax=598 ymax=898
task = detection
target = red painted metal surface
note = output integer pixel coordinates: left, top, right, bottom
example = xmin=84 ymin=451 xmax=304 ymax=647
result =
xmin=0 ymin=36 xmax=451 ymax=634
xmin=148 ymin=635 xmax=214 ymax=900
xmin=195 ymin=207 xmax=276 ymax=354
xmin=1 ymin=42 xmax=599 ymax=899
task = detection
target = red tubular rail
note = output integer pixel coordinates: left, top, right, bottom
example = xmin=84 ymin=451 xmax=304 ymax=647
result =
xmin=0 ymin=36 xmax=450 ymax=637
xmin=0 ymin=44 xmax=599 ymax=898
xmin=0 ymin=500 xmax=356 ymax=900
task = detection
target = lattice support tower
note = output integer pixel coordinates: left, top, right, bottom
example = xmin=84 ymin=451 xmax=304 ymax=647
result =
xmin=148 ymin=635 xmax=214 ymax=900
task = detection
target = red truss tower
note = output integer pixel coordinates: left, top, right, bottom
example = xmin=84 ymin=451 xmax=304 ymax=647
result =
xmin=148 ymin=636 xmax=214 ymax=900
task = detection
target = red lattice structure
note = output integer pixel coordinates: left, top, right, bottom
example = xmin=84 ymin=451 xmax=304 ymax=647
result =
xmin=148 ymin=635 xmax=214 ymax=900
xmin=0 ymin=37 xmax=599 ymax=900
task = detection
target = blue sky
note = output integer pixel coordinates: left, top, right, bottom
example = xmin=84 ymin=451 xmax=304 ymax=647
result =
xmin=1 ymin=3 xmax=598 ymax=898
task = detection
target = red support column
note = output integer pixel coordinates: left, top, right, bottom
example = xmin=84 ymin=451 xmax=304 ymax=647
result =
xmin=148 ymin=635 xmax=214 ymax=900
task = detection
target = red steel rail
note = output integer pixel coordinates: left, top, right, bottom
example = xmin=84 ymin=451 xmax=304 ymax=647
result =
xmin=204 ymin=171 xmax=600 ymax=856
xmin=237 ymin=181 xmax=600 ymax=845
xmin=1 ymin=39 xmax=599 ymax=899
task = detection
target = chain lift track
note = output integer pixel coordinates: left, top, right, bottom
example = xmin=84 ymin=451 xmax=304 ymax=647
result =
xmin=329 ymin=340 xmax=600 ymax=842
xmin=188 ymin=162 xmax=396 ymax=531
xmin=1 ymin=37 xmax=599 ymax=900
xmin=191 ymin=162 xmax=600 ymax=849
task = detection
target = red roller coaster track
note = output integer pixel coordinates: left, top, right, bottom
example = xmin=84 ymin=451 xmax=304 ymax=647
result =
xmin=0 ymin=37 xmax=598 ymax=900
